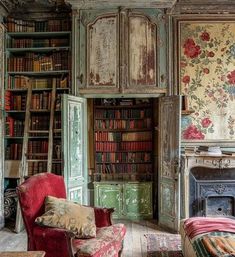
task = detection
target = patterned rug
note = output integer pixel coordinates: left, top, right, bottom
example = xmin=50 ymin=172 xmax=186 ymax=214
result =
xmin=145 ymin=233 xmax=183 ymax=257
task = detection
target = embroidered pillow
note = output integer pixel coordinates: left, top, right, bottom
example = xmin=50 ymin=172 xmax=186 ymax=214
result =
xmin=35 ymin=196 xmax=96 ymax=238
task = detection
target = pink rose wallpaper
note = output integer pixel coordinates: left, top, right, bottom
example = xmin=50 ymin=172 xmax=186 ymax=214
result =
xmin=179 ymin=22 xmax=235 ymax=140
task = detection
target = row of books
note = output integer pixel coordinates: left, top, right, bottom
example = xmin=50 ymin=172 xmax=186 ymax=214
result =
xmin=95 ymin=152 xmax=152 ymax=163
xmin=96 ymin=163 xmax=152 ymax=174
xmin=7 ymin=51 xmax=70 ymax=72
xmin=27 ymin=140 xmax=48 ymax=158
xmin=95 ymin=119 xmax=152 ymax=130
xmin=95 ymin=131 xmax=152 ymax=142
xmin=30 ymin=116 xmax=49 ymax=131
xmin=5 ymin=143 xmax=22 ymax=160
xmin=5 ymin=117 xmax=24 ymax=137
xmin=8 ymin=38 xmax=69 ymax=48
xmin=28 ymin=163 xmax=48 ymax=177
xmin=5 ymin=92 xmax=26 ymax=111
xmin=7 ymin=76 xmax=69 ymax=89
xmin=95 ymin=109 xmax=152 ymax=119
xmin=6 ymin=18 xmax=71 ymax=32
xmin=95 ymin=142 xmax=152 ymax=152
xmin=31 ymin=92 xmax=51 ymax=110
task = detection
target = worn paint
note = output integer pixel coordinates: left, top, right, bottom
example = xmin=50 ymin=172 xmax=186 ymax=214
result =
xmin=129 ymin=16 xmax=156 ymax=87
xmin=62 ymin=95 xmax=88 ymax=204
xmin=158 ymin=96 xmax=181 ymax=231
xmin=88 ymin=15 xmax=118 ymax=87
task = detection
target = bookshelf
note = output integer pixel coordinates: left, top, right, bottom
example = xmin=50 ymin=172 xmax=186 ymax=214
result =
xmin=93 ymin=98 xmax=153 ymax=219
xmin=4 ymin=16 xmax=71 ymax=231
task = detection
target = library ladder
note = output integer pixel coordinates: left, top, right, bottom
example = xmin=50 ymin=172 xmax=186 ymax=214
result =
xmin=15 ymin=78 xmax=57 ymax=232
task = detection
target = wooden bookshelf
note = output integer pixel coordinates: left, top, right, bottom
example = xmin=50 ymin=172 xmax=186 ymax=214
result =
xmin=93 ymin=98 xmax=153 ymax=182
xmin=4 ymin=15 xmax=71 ymax=232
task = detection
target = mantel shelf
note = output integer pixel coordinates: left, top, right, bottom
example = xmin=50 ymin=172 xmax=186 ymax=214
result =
xmin=182 ymin=109 xmax=195 ymax=115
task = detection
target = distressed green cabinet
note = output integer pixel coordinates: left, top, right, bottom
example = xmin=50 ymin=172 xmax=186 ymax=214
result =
xmin=94 ymin=181 xmax=152 ymax=219
xmin=77 ymin=8 xmax=167 ymax=95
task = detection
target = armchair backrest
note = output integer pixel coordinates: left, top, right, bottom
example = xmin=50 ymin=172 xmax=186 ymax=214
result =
xmin=16 ymin=173 xmax=66 ymax=250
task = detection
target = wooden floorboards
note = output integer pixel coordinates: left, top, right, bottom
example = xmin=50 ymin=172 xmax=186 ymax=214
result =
xmin=0 ymin=220 xmax=169 ymax=257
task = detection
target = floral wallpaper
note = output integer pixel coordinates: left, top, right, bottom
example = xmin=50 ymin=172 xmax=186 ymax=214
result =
xmin=180 ymin=22 xmax=235 ymax=140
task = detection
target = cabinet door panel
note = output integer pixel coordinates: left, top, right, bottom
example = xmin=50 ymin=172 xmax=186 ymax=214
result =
xmin=62 ymin=95 xmax=88 ymax=204
xmin=79 ymin=10 xmax=120 ymax=93
xmin=123 ymin=183 xmax=152 ymax=219
xmin=158 ymin=96 xmax=181 ymax=231
xmin=124 ymin=9 xmax=167 ymax=93
xmin=94 ymin=183 xmax=122 ymax=218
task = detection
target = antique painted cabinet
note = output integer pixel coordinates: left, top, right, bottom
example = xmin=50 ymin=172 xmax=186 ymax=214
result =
xmin=94 ymin=181 xmax=153 ymax=219
xmin=76 ymin=8 xmax=167 ymax=95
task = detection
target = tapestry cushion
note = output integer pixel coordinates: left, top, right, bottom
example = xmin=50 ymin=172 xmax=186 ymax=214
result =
xmin=72 ymin=223 xmax=126 ymax=257
xmin=35 ymin=196 xmax=96 ymax=238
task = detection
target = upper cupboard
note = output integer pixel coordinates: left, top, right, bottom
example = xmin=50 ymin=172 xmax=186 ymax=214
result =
xmin=76 ymin=8 xmax=167 ymax=94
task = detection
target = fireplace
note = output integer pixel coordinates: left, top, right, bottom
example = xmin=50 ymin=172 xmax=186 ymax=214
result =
xmin=181 ymin=154 xmax=235 ymax=219
xmin=189 ymin=167 xmax=235 ymax=217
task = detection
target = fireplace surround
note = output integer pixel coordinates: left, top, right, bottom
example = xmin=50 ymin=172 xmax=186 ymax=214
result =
xmin=181 ymin=154 xmax=235 ymax=219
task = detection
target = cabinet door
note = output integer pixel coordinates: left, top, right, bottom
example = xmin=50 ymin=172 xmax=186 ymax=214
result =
xmin=123 ymin=9 xmax=167 ymax=93
xmin=79 ymin=9 xmax=120 ymax=93
xmin=123 ymin=183 xmax=152 ymax=219
xmin=94 ymin=183 xmax=122 ymax=218
xmin=158 ymin=96 xmax=181 ymax=232
xmin=62 ymin=95 xmax=88 ymax=204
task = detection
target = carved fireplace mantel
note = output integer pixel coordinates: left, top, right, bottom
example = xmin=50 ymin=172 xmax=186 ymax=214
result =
xmin=180 ymin=153 xmax=235 ymax=219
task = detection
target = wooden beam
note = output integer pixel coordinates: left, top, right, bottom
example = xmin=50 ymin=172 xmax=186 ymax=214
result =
xmin=65 ymin=0 xmax=177 ymax=9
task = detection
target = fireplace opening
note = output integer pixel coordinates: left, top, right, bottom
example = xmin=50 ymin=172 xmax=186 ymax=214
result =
xmin=189 ymin=167 xmax=235 ymax=217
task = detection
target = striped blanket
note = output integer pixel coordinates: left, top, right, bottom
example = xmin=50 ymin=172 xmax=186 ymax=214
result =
xmin=192 ymin=232 xmax=235 ymax=257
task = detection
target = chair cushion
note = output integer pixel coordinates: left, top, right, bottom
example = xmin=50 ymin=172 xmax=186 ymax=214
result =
xmin=35 ymin=196 xmax=96 ymax=238
xmin=72 ymin=223 xmax=126 ymax=257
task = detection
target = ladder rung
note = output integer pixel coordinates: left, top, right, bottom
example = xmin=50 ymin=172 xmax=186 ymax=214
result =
xmin=27 ymin=159 xmax=48 ymax=162
xmin=54 ymin=129 xmax=61 ymax=132
xmin=29 ymin=130 xmax=49 ymax=133
xmin=27 ymin=153 xmax=48 ymax=156
xmin=30 ymin=109 xmax=50 ymax=111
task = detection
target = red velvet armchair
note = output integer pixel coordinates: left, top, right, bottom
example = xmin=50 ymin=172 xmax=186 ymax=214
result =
xmin=16 ymin=173 xmax=126 ymax=257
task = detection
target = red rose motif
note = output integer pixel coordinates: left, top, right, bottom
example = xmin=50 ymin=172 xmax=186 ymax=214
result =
xmin=183 ymin=38 xmax=201 ymax=59
xmin=227 ymin=70 xmax=235 ymax=84
xmin=200 ymin=32 xmax=210 ymax=41
xmin=201 ymin=118 xmax=212 ymax=128
xmin=203 ymin=68 xmax=210 ymax=74
xmin=182 ymin=75 xmax=190 ymax=84
xmin=207 ymin=51 xmax=215 ymax=57
xmin=182 ymin=124 xmax=205 ymax=140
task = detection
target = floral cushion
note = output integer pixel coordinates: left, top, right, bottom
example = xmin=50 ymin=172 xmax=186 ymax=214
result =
xmin=72 ymin=223 xmax=126 ymax=257
xmin=35 ymin=196 xmax=96 ymax=238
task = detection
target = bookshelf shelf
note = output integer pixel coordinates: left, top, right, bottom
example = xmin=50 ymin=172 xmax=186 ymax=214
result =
xmin=7 ymin=31 xmax=71 ymax=38
xmin=94 ymin=129 xmax=152 ymax=132
xmin=94 ymin=104 xmax=151 ymax=109
xmin=7 ymin=71 xmax=70 ymax=76
xmin=6 ymin=46 xmax=70 ymax=53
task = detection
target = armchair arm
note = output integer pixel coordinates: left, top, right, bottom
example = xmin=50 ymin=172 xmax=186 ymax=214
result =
xmin=94 ymin=207 xmax=114 ymax=227
xmin=33 ymin=225 xmax=74 ymax=257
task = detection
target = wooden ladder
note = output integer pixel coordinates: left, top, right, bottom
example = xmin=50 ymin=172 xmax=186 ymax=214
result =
xmin=15 ymin=77 xmax=57 ymax=232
